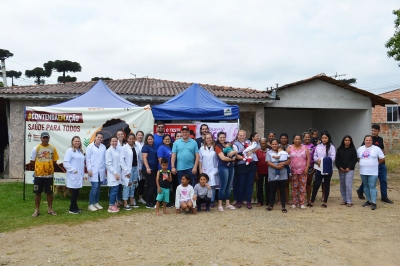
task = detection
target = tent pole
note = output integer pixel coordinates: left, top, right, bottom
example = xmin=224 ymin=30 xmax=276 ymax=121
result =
xmin=23 ymin=107 xmax=26 ymax=201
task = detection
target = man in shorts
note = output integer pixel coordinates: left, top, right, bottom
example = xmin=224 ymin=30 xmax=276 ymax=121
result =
xmin=31 ymin=132 xmax=59 ymax=217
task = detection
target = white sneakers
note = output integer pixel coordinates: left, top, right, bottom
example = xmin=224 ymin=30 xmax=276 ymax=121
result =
xmin=88 ymin=204 xmax=97 ymax=211
xmin=94 ymin=203 xmax=103 ymax=210
xmin=88 ymin=203 xmax=103 ymax=211
xmin=138 ymin=198 xmax=146 ymax=204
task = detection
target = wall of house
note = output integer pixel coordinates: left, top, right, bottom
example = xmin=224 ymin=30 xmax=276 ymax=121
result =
xmin=8 ymin=100 xmax=59 ymax=179
xmin=238 ymin=104 xmax=265 ymax=139
xmin=264 ymin=109 xmax=313 ymax=139
xmin=267 ymin=79 xmax=371 ymax=109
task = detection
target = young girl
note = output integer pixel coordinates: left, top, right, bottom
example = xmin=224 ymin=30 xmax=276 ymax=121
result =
xmin=175 ymin=174 xmax=196 ymax=214
xmin=194 ymin=173 xmax=213 ymax=212
xmin=106 ymin=136 xmax=121 ymax=213
xmin=156 ymin=158 xmax=172 ymax=215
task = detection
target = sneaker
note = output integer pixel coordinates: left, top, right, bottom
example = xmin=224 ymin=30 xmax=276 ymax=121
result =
xmin=226 ymin=204 xmax=236 ymax=210
xmin=290 ymin=204 xmax=296 ymax=209
xmin=108 ymin=206 xmax=120 ymax=213
xmin=94 ymin=203 xmax=103 ymax=210
xmin=218 ymin=206 xmax=224 ymax=212
xmin=236 ymin=202 xmax=242 ymax=208
xmin=210 ymin=201 xmax=215 ymax=208
xmin=362 ymin=201 xmax=372 ymax=207
xmin=357 ymin=190 xmax=365 ymax=200
xmin=138 ymin=198 xmax=146 ymax=204
xmin=300 ymin=205 xmax=306 ymax=210
xmin=69 ymin=209 xmax=80 ymax=214
xmin=246 ymin=203 xmax=252 ymax=209
xmin=88 ymin=204 xmax=98 ymax=212
xmin=381 ymin=198 xmax=394 ymax=204
xmin=124 ymin=205 xmax=132 ymax=211
xmin=129 ymin=204 xmax=139 ymax=208
xmin=371 ymin=203 xmax=377 ymax=210
xmin=77 ymin=208 xmax=83 ymax=213
xmin=145 ymin=204 xmax=155 ymax=209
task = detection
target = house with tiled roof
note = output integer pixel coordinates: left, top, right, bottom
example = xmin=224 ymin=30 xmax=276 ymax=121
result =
xmin=0 ymin=75 xmax=394 ymax=179
xmin=371 ymin=88 xmax=400 ymax=152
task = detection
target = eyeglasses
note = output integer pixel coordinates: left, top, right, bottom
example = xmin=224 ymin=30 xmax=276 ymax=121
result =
xmin=158 ymin=126 xmax=164 ymax=128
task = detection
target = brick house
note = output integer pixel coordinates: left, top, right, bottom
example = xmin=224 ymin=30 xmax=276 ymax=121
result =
xmin=372 ymin=88 xmax=400 ymax=153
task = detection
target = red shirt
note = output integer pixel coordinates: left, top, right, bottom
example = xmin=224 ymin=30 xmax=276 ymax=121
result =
xmin=256 ymin=149 xmax=268 ymax=174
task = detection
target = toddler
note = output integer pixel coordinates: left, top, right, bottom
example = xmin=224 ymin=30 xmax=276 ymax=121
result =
xmin=271 ymin=147 xmax=291 ymax=180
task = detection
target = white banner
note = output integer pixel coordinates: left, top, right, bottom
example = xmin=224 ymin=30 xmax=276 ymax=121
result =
xmin=195 ymin=122 xmax=238 ymax=142
xmin=24 ymin=107 xmax=154 ymax=185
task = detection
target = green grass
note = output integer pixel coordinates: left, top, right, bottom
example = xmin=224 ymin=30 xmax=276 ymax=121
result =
xmin=0 ymin=183 xmax=151 ymax=233
xmin=386 ymin=154 xmax=400 ymax=173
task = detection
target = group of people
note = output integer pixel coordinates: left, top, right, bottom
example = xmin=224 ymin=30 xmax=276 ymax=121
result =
xmin=30 ymin=122 xmax=393 ymax=217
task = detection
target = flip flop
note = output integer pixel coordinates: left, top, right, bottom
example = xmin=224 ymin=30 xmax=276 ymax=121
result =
xmin=347 ymin=203 xmax=353 ymax=207
xmin=266 ymin=207 xmax=273 ymax=211
xmin=282 ymin=208 xmax=287 ymax=213
xmin=321 ymin=204 xmax=327 ymax=208
xmin=340 ymin=202 xmax=347 ymax=205
xmin=47 ymin=211 xmax=57 ymax=216
xmin=32 ymin=212 xmax=40 ymax=217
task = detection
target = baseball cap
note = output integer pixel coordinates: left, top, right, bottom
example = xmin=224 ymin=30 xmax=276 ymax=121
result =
xmin=181 ymin=126 xmax=189 ymax=131
xmin=41 ymin=132 xmax=50 ymax=138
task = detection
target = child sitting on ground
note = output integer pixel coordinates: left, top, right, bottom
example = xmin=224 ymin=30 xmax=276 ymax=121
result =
xmin=175 ymin=174 xmax=196 ymax=214
xmin=155 ymin=158 xmax=172 ymax=215
xmin=271 ymin=147 xmax=291 ymax=180
xmin=194 ymin=173 xmax=213 ymax=212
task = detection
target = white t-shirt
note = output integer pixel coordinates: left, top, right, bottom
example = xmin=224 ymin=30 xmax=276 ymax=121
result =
xmin=357 ymin=145 xmax=384 ymax=176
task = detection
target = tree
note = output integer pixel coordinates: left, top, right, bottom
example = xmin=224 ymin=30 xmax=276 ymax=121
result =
xmin=0 ymin=49 xmax=14 ymax=87
xmin=44 ymin=60 xmax=81 ymax=83
xmin=25 ymin=67 xmax=51 ymax=85
xmin=91 ymin=77 xmax=113 ymax=81
xmin=338 ymin=78 xmax=357 ymax=85
xmin=57 ymin=75 xmax=76 ymax=83
xmin=385 ymin=9 xmax=400 ymax=67
xmin=0 ymin=81 xmax=3 ymax=87
xmin=6 ymin=70 xmax=22 ymax=86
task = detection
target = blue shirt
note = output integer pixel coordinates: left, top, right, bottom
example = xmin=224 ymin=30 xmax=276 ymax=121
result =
xmin=172 ymin=138 xmax=199 ymax=171
xmin=157 ymin=145 xmax=172 ymax=170
xmin=141 ymin=144 xmax=158 ymax=171
xmin=153 ymin=134 xmax=164 ymax=150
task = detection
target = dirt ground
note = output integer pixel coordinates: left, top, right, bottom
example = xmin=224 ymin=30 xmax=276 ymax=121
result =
xmin=1 ymin=177 xmax=400 ymax=266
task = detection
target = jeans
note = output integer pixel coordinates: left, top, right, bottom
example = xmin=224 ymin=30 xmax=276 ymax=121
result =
xmin=311 ymin=171 xmax=332 ymax=203
xmin=177 ymin=169 xmax=197 ymax=186
xmin=360 ymin=174 xmax=378 ymax=203
xmin=109 ymin=186 xmax=119 ymax=205
xmin=358 ymin=164 xmax=388 ymax=199
xmin=339 ymin=170 xmax=354 ymax=204
xmin=122 ymin=166 xmax=138 ymax=200
xmin=211 ymin=186 xmax=216 ymax=202
xmin=237 ymin=170 xmax=256 ymax=203
xmin=89 ymin=174 xmax=101 ymax=205
xmin=218 ymin=164 xmax=235 ymax=200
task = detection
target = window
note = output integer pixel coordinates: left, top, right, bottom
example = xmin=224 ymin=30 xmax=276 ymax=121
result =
xmin=387 ymin=105 xmax=399 ymax=122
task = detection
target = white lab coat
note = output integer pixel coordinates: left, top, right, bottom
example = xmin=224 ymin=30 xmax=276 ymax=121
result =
xmin=63 ymin=148 xmax=85 ymax=189
xmin=120 ymin=143 xmax=142 ymax=186
xmin=86 ymin=142 xmax=106 ymax=182
xmin=106 ymin=146 xmax=122 ymax=187
xmin=199 ymin=146 xmax=219 ymax=186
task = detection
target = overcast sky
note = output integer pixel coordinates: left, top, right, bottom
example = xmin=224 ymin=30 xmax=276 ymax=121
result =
xmin=2 ymin=0 xmax=400 ymax=94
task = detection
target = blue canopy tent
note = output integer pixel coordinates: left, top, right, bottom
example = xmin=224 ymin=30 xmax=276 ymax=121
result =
xmin=152 ymin=83 xmax=239 ymax=120
xmin=51 ymin=79 xmax=138 ymax=108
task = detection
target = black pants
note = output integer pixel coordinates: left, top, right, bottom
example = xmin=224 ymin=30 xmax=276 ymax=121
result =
xmin=269 ymin=180 xmax=286 ymax=208
xmin=311 ymin=171 xmax=332 ymax=203
xmin=170 ymin=173 xmax=178 ymax=203
xmin=257 ymin=174 xmax=270 ymax=205
xmin=196 ymin=196 xmax=211 ymax=208
xmin=145 ymin=170 xmax=157 ymax=205
xmin=137 ymin=179 xmax=146 ymax=196
xmin=69 ymin=188 xmax=80 ymax=211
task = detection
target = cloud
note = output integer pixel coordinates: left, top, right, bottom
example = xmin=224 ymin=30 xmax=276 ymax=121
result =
xmin=2 ymin=0 xmax=400 ymax=92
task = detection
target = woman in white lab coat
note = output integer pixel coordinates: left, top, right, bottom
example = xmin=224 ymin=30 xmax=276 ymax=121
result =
xmin=106 ymin=136 xmax=122 ymax=213
xmin=199 ymin=133 xmax=219 ymax=206
xmin=64 ymin=136 xmax=85 ymax=214
xmin=86 ymin=132 xmax=107 ymax=212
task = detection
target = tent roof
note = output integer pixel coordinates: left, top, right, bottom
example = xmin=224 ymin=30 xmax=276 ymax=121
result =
xmin=50 ymin=80 xmax=138 ymax=107
xmin=152 ymin=83 xmax=239 ymax=120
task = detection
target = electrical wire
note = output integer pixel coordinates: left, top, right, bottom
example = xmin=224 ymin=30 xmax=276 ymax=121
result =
xmin=6 ymin=59 xmax=59 ymax=84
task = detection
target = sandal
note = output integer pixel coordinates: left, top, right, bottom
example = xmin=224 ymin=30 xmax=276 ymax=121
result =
xmin=347 ymin=203 xmax=353 ymax=207
xmin=47 ymin=210 xmax=57 ymax=216
xmin=340 ymin=201 xmax=347 ymax=205
xmin=321 ymin=204 xmax=327 ymax=208
xmin=32 ymin=212 xmax=40 ymax=218
xmin=256 ymin=203 xmax=262 ymax=207
xmin=282 ymin=208 xmax=287 ymax=213
xmin=307 ymin=203 xmax=313 ymax=207
xmin=266 ymin=207 xmax=273 ymax=211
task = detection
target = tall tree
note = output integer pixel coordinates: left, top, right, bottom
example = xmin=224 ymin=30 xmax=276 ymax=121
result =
xmin=6 ymin=70 xmax=22 ymax=86
xmin=25 ymin=67 xmax=51 ymax=85
xmin=57 ymin=75 xmax=76 ymax=83
xmin=0 ymin=49 xmax=14 ymax=87
xmin=0 ymin=81 xmax=3 ymax=87
xmin=385 ymin=9 xmax=400 ymax=67
xmin=91 ymin=77 xmax=113 ymax=81
xmin=44 ymin=60 xmax=82 ymax=83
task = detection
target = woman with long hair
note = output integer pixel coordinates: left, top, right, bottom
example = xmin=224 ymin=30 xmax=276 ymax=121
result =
xmin=142 ymin=133 xmax=158 ymax=209
xmin=335 ymin=135 xmax=357 ymax=207
xmin=135 ymin=130 xmax=146 ymax=205
xmin=199 ymin=132 xmax=218 ymax=206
